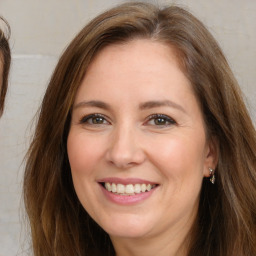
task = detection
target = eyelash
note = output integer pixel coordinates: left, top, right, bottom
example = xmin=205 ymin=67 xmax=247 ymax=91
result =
xmin=79 ymin=113 xmax=110 ymax=125
xmin=146 ymin=114 xmax=176 ymax=127
xmin=79 ymin=113 xmax=176 ymax=127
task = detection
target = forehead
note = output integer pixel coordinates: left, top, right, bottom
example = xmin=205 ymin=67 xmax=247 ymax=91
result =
xmin=90 ymin=39 xmax=181 ymax=69
xmin=84 ymin=39 xmax=185 ymax=85
xmin=75 ymin=39 xmax=196 ymax=108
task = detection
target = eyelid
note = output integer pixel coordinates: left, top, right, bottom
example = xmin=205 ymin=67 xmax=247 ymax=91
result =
xmin=78 ymin=113 xmax=176 ymax=127
xmin=79 ymin=113 xmax=110 ymax=125
xmin=145 ymin=113 xmax=176 ymax=126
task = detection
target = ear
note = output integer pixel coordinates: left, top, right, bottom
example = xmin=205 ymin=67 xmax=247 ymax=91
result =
xmin=203 ymin=136 xmax=219 ymax=177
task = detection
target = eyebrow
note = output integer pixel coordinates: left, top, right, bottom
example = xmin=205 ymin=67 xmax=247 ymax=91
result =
xmin=73 ymin=99 xmax=186 ymax=113
xmin=73 ymin=100 xmax=111 ymax=110
xmin=139 ymin=100 xmax=186 ymax=113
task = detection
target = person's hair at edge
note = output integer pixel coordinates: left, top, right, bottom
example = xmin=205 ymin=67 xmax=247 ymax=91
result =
xmin=0 ymin=16 xmax=11 ymax=117
xmin=23 ymin=2 xmax=256 ymax=256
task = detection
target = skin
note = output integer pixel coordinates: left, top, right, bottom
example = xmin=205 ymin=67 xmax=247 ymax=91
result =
xmin=67 ymin=39 xmax=218 ymax=256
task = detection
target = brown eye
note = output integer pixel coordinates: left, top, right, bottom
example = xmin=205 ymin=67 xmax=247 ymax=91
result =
xmin=154 ymin=117 xmax=168 ymax=125
xmin=91 ymin=116 xmax=105 ymax=124
xmin=146 ymin=114 xmax=176 ymax=127
xmin=80 ymin=114 xmax=109 ymax=125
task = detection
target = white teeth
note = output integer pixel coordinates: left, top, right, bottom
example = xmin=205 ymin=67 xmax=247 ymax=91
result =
xmin=146 ymin=184 xmax=152 ymax=191
xmin=117 ymin=184 xmax=125 ymax=193
xmin=125 ymin=184 xmax=134 ymax=194
xmin=104 ymin=182 xmax=156 ymax=195
xmin=105 ymin=182 xmax=111 ymax=191
xmin=134 ymin=184 xmax=141 ymax=193
xmin=141 ymin=184 xmax=146 ymax=192
xmin=112 ymin=183 xmax=117 ymax=193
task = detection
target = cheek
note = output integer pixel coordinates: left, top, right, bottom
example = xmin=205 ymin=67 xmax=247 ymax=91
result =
xmin=152 ymin=136 xmax=206 ymax=209
xmin=67 ymin=132 xmax=103 ymax=177
xmin=147 ymin=134 xmax=206 ymax=181
xmin=67 ymin=132 xmax=103 ymax=211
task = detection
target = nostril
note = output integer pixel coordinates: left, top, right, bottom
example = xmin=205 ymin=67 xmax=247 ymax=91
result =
xmin=106 ymin=151 xmax=146 ymax=169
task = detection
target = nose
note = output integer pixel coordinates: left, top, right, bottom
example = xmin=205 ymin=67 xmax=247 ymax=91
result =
xmin=106 ymin=125 xmax=145 ymax=169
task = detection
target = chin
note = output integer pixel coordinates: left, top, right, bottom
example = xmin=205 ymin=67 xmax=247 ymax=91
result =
xmin=100 ymin=214 xmax=154 ymax=239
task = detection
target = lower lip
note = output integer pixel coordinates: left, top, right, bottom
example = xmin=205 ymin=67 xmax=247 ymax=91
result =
xmin=100 ymin=184 xmax=157 ymax=205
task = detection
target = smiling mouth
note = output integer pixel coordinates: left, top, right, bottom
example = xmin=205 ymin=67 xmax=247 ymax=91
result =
xmin=101 ymin=182 xmax=158 ymax=196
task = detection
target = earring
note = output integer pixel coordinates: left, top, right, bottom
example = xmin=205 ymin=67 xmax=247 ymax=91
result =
xmin=209 ymin=168 xmax=215 ymax=184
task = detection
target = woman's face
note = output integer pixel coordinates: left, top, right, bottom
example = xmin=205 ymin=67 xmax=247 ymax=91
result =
xmin=67 ymin=40 xmax=217 ymax=242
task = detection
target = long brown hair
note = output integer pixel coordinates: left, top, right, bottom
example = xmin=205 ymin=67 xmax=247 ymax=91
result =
xmin=0 ymin=17 xmax=11 ymax=116
xmin=24 ymin=2 xmax=256 ymax=255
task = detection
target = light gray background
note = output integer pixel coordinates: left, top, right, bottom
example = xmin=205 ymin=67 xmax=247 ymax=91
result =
xmin=0 ymin=0 xmax=255 ymax=255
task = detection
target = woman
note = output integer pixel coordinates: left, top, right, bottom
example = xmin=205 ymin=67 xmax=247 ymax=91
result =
xmin=24 ymin=2 xmax=256 ymax=256
xmin=0 ymin=17 xmax=11 ymax=117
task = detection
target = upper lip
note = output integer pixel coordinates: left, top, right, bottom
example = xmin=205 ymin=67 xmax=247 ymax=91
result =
xmin=97 ymin=177 xmax=158 ymax=185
